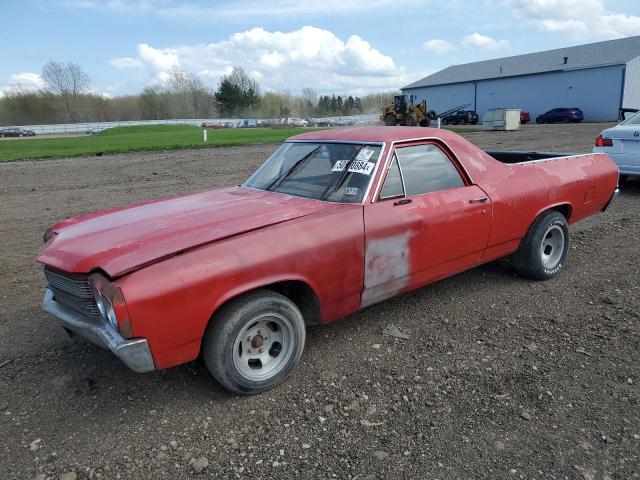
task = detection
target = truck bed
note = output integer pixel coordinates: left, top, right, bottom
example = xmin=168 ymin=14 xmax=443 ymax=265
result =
xmin=485 ymin=151 xmax=580 ymax=164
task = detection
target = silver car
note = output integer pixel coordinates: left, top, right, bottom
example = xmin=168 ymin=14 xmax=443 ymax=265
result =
xmin=594 ymin=112 xmax=640 ymax=179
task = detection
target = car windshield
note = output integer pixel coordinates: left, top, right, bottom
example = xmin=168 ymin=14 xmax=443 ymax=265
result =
xmin=621 ymin=112 xmax=640 ymax=125
xmin=244 ymin=142 xmax=382 ymax=203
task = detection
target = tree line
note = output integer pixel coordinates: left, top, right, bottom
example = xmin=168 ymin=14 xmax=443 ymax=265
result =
xmin=0 ymin=61 xmax=397 ymax=126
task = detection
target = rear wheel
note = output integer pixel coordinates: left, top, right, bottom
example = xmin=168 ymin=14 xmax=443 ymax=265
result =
xmin=202 ymin=290 xmax=306 ymax=394
xmin=384 ymin=114 xmax=397 ymax=126
xmin=512 ymin=211 xmax=569 ymax=280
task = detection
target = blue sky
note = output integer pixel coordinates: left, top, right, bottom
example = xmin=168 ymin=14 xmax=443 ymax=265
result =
xmin=1 ymin=0 xmax=640 ymax=97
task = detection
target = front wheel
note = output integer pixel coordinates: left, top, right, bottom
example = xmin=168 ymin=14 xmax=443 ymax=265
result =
xmin=202 ymin=290 xmax=306 ymax=394
xmin=384 ymin=114 xmax=397 ymax=126
xmin=512 ymin=211 xmax=569 ymax=280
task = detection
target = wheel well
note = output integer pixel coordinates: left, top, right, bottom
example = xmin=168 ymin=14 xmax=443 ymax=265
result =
xmin=550 ymin=204 xmax=572 ymax=222
xmin=211 ymin=281 xmax=322 ymax=328
xmin=264 ymin=281 xmax=322 ymax=326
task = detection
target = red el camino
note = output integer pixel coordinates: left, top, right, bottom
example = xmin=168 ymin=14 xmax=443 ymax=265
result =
xmin=38 ymin=127 xmax=619 ymax=394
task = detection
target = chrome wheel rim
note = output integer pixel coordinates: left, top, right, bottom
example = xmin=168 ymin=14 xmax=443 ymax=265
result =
xmin=540 ymin=225 xmax=565 ymax=269
xmin=232 ymin=313 xmax=295 ymax=381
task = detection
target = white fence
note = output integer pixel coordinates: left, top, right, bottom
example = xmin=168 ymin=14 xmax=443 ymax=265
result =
xmin=4 ymin=114 xmax=381 ymax=135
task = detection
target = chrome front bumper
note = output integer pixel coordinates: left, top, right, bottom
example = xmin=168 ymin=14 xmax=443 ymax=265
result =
xmin=43 ymin=288 xmax=155 ymax=372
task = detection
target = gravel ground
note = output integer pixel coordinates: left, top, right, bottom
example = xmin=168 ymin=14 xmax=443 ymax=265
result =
xmin=0 ymin=123 xmax=638 ymax=479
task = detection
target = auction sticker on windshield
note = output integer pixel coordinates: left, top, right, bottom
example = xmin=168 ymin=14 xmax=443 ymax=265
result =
xmin=347 ymin=161 xmax=375 ymax=175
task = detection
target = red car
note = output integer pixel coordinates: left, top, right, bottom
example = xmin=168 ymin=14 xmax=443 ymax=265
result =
xmin=38 ymin=127 xmax=619 ymax=394
xmin=520 ymin=112 xmax=531 ymax=124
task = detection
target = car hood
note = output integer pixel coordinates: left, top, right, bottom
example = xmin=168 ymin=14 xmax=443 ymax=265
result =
xmin=38 ymin=187 xmax=332 ymax=277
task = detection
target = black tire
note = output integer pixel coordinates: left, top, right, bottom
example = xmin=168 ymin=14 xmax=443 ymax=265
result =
xmin=202 ymin=290 xmax=306 ymax=394
xmin=441 ymin=119 xmax=449 ymax=125
xmin=512 ymin=210 xmax=569 ymax=280
xmin=419 ymin=119 xmax=429 ymax=127
xmin=384 ymin=114 xmax=397 ymax=126
xmin=460 ymin=118 xmax=467 ymax=125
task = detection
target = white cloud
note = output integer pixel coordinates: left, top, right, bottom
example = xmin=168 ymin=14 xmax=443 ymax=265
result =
xmin=8 ymin=72 xmax=45 ymax=89
xmin=423 ymin=39 xmax=455 ymax=54
xmin=462 ymin=33 xmax=510 ymax=50
xmin=0 ymin=72 xmax=45 ymax=97
xmin=504 ymin=0 xmax=640 ymax=39
xmin=109 ymin=26 xmax=412 ymax=94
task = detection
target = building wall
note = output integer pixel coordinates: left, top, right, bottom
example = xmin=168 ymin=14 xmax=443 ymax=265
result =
xmin=404 ymin=65 xmax=625 ymax=122
xmin=404 ymin=82 xmax=476 ymax=117
xmin=623 ymin=56 xmax=640 ymax=109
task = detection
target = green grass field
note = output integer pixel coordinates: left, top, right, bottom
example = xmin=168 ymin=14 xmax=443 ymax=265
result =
xmin=0 ymin=124 xmax=481 ymax=162
xmin=0 ymin=125 xmax=318 ymax=161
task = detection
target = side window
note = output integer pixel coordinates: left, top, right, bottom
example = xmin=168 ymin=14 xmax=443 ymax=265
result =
xmin=395 ymin=144 xmax=465 ymax=196
xmin=379 ymin=156 xmax=404 ymax=199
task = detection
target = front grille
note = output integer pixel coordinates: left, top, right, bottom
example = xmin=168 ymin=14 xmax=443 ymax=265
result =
xmin=44 ymin=267 xmax=101 ymax=318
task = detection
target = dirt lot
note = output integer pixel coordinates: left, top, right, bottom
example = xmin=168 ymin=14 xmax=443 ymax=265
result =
xmin=1 ymin=123 xmax=638 ymax=479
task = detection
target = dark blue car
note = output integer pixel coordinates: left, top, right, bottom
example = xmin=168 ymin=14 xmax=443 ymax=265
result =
xmin=536 ymin=108 xmax=584 ymax=124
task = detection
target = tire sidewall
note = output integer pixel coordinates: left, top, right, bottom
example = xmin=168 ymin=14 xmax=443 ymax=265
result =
xmin=525 ymin=213 xmax=570 ymax=279
xmin=203 ymin=292 xmax=306 ymax=394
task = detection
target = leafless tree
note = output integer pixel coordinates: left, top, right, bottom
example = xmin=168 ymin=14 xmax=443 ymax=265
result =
xmin=41 ymin=61 xmax=91 ymax=122
xmin=166 ymin=66 xmax=213 ymax=117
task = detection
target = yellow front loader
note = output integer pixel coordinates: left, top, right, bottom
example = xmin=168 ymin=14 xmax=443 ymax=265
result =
xmin=380 ymin=94 xmax=435 ymax=127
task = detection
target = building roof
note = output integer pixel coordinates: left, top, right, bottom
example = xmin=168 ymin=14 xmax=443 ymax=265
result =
xmin=403 ymin=36 xmax=640 ymax=90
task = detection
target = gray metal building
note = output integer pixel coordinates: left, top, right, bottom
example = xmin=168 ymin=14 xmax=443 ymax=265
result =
xmin=402 ymin=36 xmax=640 ymax=122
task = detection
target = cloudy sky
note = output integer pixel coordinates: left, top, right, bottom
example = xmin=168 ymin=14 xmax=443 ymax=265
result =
xmin=1 ymin=0 xmax=640 ymax=97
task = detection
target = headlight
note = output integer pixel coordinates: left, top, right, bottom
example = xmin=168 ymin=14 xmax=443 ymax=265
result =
xmin=101 ymin=295 xmax=118 ymax=330
xmin=89 ymin=273 xmax=133 ymax=337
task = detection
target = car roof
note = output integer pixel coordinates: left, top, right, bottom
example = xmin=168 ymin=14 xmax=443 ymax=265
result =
xmin=289 ymin=126 xmax=463 ymax=144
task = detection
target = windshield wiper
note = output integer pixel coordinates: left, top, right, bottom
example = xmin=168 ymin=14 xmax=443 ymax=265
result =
xmin=265 ymin=146 xmax=321 ymax=192
xmin=320 ymin=145 xmax=364 ymax=200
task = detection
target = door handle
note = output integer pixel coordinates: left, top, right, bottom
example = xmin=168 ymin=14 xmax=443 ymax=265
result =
xmin=469 ymin=196 xmax=489 ymax=204
xmin=393 ymin=198 xmax=412 ymax=206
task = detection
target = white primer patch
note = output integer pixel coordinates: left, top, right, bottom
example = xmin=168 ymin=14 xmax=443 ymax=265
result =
xmin=361 ymin=231 xmax=411 ymax=307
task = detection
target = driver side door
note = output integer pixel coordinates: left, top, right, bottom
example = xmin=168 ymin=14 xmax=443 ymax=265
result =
xmin=361 ymin=142 xmax=492 ymax=306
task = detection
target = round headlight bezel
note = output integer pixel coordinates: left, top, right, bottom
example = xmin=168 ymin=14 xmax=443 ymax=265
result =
xmin=89 ymin=275 xmax=119 ymax=332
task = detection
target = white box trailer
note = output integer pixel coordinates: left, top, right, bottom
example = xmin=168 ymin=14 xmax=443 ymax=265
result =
xmin=482 ymin=108 xmax=521 ymax=131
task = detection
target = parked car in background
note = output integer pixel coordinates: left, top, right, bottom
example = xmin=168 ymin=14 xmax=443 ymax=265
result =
xmin=0 ymin=128 xmax=36 ymax=137
xmin=594 ymin=111 xmax=640 ymax=180
xmin=201 ymin=122 xmax=223 ymax=129
xmin=520 ymin=112 xmax=531 ymax=124
xmin=536 ymin=108 xmax=584 ymax=124
xmin=441 ymin=110 xmax=479 ymax=125
xmin=284 ymin=117 xmax=309 ymax=127
xmin=38 ymin=126 xmax=618 ymax=394
xmin=243 ymin=119 xmax=258 ymax=128
xmin=87 ymin=127 xmax=106 ymax=135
